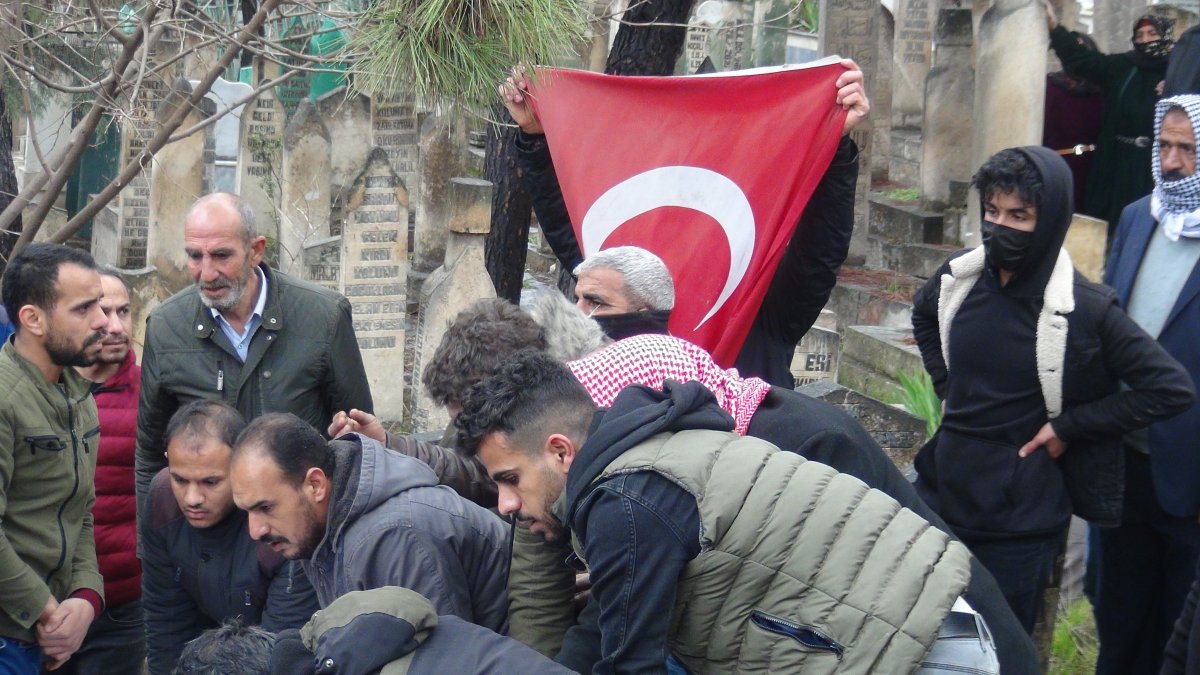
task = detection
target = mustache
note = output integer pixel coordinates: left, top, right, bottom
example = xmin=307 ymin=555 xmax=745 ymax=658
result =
xmin=101 ymin=333 xmax=130 ymax=346
xmin=200 ymin=278 xmax=233 ymax=291
xmin=84 ymin=331 xmax=106 ymax=348
xmin=1164 ymin=169 xmax=1189 ymax=182
xmin=260 ymin=534 xmax=287 ymax=546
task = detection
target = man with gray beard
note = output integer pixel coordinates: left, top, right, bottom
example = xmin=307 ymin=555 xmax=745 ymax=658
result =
xmin=135 ymin=193 xmax=373 ymax=514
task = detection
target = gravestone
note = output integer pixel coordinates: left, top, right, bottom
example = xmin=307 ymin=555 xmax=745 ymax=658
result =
xmin=685 ymin=0 xmax=752 ymax=73
xmin=148 ymin=77 xmax=212 ymax=290
xmin=371 ymin=92 xmax=421 ymax=207
xmin=1064 ymin=214 xmax=1107 ymax=282
xmin=280 ymin=100 xmax=333 ymax=275
xmin=340 ymin=148 xmax=410 ymax=423
xmin=315 ymin=88 xmax=373 ymax=207
xmin=968 ymin=0 xmax=1047 ymax=247
xmin=239 ymin=60 xmax=285 ymax=244
xmin=413 ymin=112 xmax=470 ymax=273
xmin=921 ymin=9 xmax=974 ymax=210
xmin=872 ymin=7 xmax=895 ymax=181
xmin=411 ymin=177 xmax=497 ymax=434
xmin=892 ymin=0 xmax=939 ymax=130
xmin=819 ymin=0 xmax=880 ymax=263
xmin=790 ymin=325 xmax=840 ymax=387
xmin=115 ymin=69 xmax=171 ymax=268
xmin=302 ymin=235 xmax=341 ymax=292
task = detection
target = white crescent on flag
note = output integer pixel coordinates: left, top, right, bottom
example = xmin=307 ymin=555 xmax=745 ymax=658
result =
xmin=579 ymin=166 xmax=755 ymax=329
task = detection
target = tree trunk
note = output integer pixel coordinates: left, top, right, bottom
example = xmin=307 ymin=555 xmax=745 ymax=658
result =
xmin=483 ymin=104 xmax=532 ymax=303
xmin=0 ymin=90 xmax=21 ymax=272
xmin=481 ymin=0 xmax=697 ymax=301
xmin=605 ymin=0 xmax=696 ymax=76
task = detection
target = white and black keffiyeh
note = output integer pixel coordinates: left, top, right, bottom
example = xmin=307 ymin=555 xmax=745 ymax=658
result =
xmin=1152 ymin=94 xmax=1200 ymax=240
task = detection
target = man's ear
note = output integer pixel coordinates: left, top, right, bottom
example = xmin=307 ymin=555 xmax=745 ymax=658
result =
xmin=305 ymin=466 xmax=330 ymax=504
xmin=17 ymin=304 xmax=46 ymax=337
xmin=249 ymin=235 xmax=268 ymax=266
xmin=546 ymin=433 xmax=578 ymax=474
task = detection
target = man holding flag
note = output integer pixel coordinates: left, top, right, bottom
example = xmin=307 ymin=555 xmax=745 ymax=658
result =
xmin=501 ymin=58 xmax=868 ymax=387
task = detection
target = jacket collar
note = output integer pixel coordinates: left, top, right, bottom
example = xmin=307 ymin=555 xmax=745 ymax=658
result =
xmin=1 ymin=338 xmax=94 ymax=404
xmin=191 ymin=264 xmax=284 ymax=339
xmin=939 ymin=246 xmax=1075 ymax=418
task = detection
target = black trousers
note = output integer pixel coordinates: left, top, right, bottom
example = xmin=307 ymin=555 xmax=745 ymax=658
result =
xmin=958 ymin=531 xmax=1064 ymax=635
xmin=54 ymin=599 xmax=145 ymax=675
xmin=1094 ymin=449 xmax=1200 ymax=675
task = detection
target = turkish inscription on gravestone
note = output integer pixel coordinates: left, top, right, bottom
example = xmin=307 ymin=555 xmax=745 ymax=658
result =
xmin=342 ymin=170 xmax=406 ymax=354
xmin=303 ymin=235 xmax=341 ymax=291
xmin=372 ymin=95 xmax=419 ymax=200
xmin=119 ymin=76 xmax=166 ymax=268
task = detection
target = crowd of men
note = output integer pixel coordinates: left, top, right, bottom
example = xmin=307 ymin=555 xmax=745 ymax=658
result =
xmin=1 ymin=22 xmax=1200 ymax=675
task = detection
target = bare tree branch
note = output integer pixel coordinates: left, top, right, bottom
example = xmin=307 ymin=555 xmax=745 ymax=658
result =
xmin=51 ymin=0 xmax=285 ymax=243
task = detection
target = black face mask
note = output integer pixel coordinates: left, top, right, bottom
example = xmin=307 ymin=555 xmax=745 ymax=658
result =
xmin=982 ymin=221 xmax=1035 ymax=272
xmin=593 ymin=309 xmax=672 ymax=341
xmin=1135 ymin=38 xmax=1173 ymax=59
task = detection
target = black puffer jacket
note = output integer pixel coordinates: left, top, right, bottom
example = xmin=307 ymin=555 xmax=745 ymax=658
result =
xmin=516 ymin=132 xmax=858 ymax=388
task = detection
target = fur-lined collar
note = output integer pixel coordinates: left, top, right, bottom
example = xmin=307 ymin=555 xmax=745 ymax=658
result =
xmin=938 ymin=246 xmax=1076 ymax=417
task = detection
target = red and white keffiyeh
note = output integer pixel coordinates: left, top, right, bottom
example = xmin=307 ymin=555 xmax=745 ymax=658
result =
xmin=567 ymin=333 xmax=771 ymax=435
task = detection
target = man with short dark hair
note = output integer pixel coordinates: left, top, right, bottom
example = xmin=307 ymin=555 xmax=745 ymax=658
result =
xmin=136 ymin=192 xmax=373 ymax=509
xmin=142 ymin=400 xmax=318 ymax=675
xmin=0 ymin=243 xmax=108 ymax=673
xmin=455 ymin=350 xmax=974 ymax=673
xmin=1101 ymin=94 xmax=1200 ymax=674
xmin=229 ymin=413 xmax=510 ymax=632
xmin=912 ymin=145 xmax=1194 ymax=634
xmin=65 ymin=269 xmax=145 ymax=674
xmin=173 ymin=620 xmax=275 ymax=675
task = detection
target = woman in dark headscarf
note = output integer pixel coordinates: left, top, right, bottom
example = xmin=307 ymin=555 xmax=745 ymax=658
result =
xmin=1046 ymin=3 xmax=1174 ymax=238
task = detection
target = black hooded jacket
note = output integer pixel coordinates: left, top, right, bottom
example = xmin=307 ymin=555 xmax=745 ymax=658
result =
xmin=912 ymin=146 xmax=1194 ymax=536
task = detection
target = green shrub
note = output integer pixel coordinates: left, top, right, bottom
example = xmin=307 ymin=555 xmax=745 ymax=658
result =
xmin=896 ymin=369 xmax=940 ymax=438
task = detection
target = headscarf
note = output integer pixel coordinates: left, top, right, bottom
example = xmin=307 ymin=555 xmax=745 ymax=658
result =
xmin=1151 ymin=95 xmax=1200 ymax=241
xmin=1130 ymin=14 xmax=1175 ymax=65
xmin=567 ymin=333 xmax=770 ymax=435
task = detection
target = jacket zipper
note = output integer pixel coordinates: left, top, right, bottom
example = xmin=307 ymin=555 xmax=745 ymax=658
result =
xmin=750 ymin=610 xmax=845 ymax=661
xmin=47 ymin=387 xmax=82 ymax=582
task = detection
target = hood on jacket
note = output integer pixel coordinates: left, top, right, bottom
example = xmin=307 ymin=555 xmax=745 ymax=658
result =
xmin=527 ymin=291 xmax=610 ymax=361
xmin=982 ymin=145 xmax=1076 ymax=297
xmin=565 ymin=380 xmax=733 ymax=524
xmin=321 ymin=435 xmax=441 ymax=552
xmin=270 ymin=587 xmax=438 ymax=675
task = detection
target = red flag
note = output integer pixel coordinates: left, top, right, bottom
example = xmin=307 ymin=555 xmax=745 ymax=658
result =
xmin=528 ymin=60 xmax=849 ymax=367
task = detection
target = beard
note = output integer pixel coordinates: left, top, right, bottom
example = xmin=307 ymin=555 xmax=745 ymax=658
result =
xmin=527 ymin=464 xmax=568 ymax=542
xmin=96 ymin=336 xmax=131 ymax=365
xmin=197 ymin=262 xmax=255 ymax=311
xmin=1164 ymin=169 xmax=1189 ymax=182
xmin=46 ymin=329 xmax=105 ymax=368
xmin=261 ymin=502 xmax=324 ymax=560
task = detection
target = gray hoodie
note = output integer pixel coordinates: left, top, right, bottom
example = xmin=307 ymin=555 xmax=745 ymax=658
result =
xmin=302 ymin=435 xmax=510 ymax=633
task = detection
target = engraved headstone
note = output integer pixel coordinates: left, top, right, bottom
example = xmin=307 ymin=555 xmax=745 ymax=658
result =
xmin=340 ymin=148 xmax=410 ymax=423
xmin=411 ymin=177 xmax=497 ymax=434
xmin=280 ymin=100 xmax=333 ymax=275
xmin=239 ymin=61 xmax=285 ymax=244
xmin=685 ymin=0 xmax=752 ymax=73
xmin=372 ymin=92 xmax=421 ymax=204
xmin=892 ymin=0 xmax=939 ymax=129
xmin=116 ymin=72 xmax=170 ymax=268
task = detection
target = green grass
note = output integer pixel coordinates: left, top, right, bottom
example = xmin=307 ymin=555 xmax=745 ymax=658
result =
xmin=882 ymin=187 xmax=920 ymax=202
xmin=894 ymin=369 xmax=941 ymax=438
xmin=1049 ymin=598 xmax=1098 ymax=675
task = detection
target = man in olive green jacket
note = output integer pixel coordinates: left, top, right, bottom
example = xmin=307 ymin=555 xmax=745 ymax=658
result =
xmin=0 ymin=244 xmax=112 ymax=672
xmin=135 ymin=193 xmax=373 ymax=509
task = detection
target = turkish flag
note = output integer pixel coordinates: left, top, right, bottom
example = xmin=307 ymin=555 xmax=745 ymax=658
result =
xmin=528 ymin=59 xmax=849 ymax=367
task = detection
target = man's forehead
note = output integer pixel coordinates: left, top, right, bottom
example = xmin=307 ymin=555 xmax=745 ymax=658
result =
xmin=1164 ymin=108 xmax=1197 ymax=137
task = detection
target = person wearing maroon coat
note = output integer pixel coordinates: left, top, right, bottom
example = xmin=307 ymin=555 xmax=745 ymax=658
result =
xmin=67 ymin=268 xmax=145 ymax=674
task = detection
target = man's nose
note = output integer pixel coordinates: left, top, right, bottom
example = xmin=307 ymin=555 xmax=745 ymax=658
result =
xmin=247 ymin=512 xmax=268 ymax=540
xmin=497 ymin=485 xmax=521 ymax=517
xmin=104 ymin=310 xmax=125 ymax=336
xmin=184 ymin=485 xmax=204 ymax=507
xmin=90 ymin=304 xmax=108 ymax=332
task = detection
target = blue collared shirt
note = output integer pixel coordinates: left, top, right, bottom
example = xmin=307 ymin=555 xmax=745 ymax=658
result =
xmin=211 ymin=267 xmax=267 ymax=362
